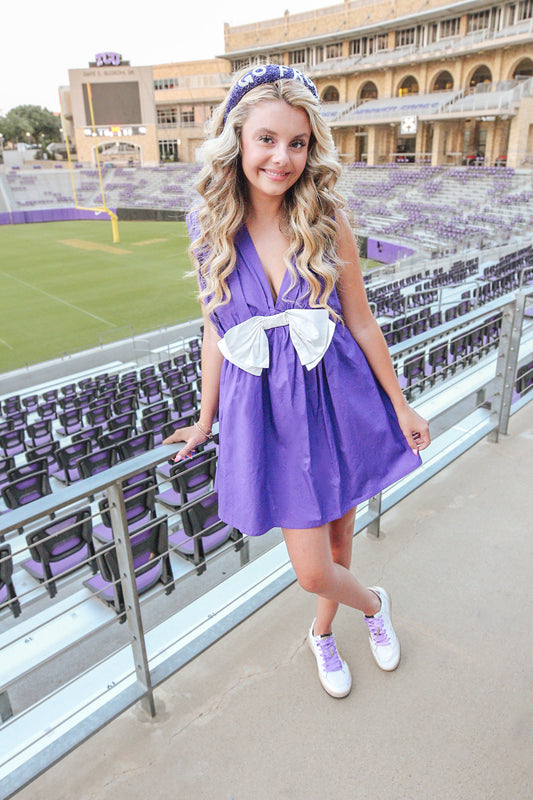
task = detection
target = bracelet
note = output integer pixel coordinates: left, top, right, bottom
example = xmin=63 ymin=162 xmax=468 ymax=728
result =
xmin=194 ymin=420 xmax=214 ymax=440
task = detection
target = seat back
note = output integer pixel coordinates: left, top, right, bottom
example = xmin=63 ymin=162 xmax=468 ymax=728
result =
xmin=108 ymin=411 xmax=137 ymax=432
xmin=98 ymin=477 xmax=157 ymax=530
xmin=71 ymin=425 xmax=103 ymax=445
xmin=0 ymin=428 xmax=26 ymax=456
xmin=8 ymin=458 xmax=48 ymax=482
xmin=96 ymin=517 xmax=173 ymax=603
xmin=180 ymin=491 xmax=224 ymax=539
xmin=173 ymin=390 xmax=197 ymax=416
xmin=1 ymin=470 xmax=52 ymax=509
xmin=26 ymin=440 xmax=60 ymax=466
xmin=141 ymin=407 xmax=171 ymax=434
xmin=117 ymin=431 xmax=154 ymax=461
xmin=78 ymin=446 xmax=118 ymax=479
xmin=55 ymin=439 xmax=91 ymax=483
xmin=26 ymin=506 xmax=93 ymax=564
xmin=171 ymin=449 xmax=216 ymax=502
xmin=98 ymin=425 xmax=135 ymax=448
xmin=0 ymin=544 xmax=21 ymax=617
xmin=26 ymin=419 xmax=53 ymax=446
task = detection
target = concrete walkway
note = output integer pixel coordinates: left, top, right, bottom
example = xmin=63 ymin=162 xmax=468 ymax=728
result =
xmin=14 ymin=404 xmax=533 ymax=800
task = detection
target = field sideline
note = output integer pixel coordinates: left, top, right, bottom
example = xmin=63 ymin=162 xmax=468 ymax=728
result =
xmin=0 ymin=220 xmax=197 ymax=373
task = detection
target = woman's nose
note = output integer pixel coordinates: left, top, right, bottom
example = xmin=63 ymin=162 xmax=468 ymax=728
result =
xmin=272 ymin=144 xmax=290 ymax=165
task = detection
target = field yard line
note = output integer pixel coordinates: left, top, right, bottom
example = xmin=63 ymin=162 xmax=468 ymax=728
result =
xmin=0 ymin=269 xmax=115 ymax=327
xmin=0 ymin=338 xmax=14 ymax=350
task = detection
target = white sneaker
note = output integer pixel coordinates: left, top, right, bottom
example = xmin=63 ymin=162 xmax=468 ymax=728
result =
xmin=364 ymin=587 xmax=401 ymax=671
xmin=308 ymin=620 xmax=352 ymax=698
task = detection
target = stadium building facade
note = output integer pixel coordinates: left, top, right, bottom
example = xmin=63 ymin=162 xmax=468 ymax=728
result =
xmin=221 ymin=0 xmax=533 ymax=168
xmin=60 ymin=0 xmax=532 ymax=168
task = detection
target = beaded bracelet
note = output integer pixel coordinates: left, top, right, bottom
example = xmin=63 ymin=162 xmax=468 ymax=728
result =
xmin=194 ymin=420 xmax=214 ymax=440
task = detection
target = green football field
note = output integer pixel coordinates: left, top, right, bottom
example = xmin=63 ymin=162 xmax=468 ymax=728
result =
xmin=0 ymin=220 xmax=198 ymax=374
xmin=0 ymin=219 xmax=381 ymax=375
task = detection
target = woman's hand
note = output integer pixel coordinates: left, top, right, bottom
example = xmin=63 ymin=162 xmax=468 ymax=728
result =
xmin=394 ymin=403 xmax=431 ymax=455
xmin=162 ymin=425 xmax=208 ymax=462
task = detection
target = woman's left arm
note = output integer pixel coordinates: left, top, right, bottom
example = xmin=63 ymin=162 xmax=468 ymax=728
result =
xmin=335 ymin=212 xmax=431 ymax=454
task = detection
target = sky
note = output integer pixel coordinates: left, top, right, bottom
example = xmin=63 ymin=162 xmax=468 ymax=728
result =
xmin=0 ymin=0 xmax=330 ymax=115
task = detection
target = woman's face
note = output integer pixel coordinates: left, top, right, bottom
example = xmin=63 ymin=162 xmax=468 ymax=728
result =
xmin=239 ymin=99 xmax=311 ymax=204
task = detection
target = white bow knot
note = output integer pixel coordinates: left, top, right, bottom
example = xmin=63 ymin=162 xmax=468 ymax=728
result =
xmin=217 ymin=309 xmax=335 ymax=376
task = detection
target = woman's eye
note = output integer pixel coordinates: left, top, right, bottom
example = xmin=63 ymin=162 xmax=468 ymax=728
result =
xmin=259 ymin=135 xmax=274 ymax=144
xmin=291 ymin=140 xmax=306 ymax=149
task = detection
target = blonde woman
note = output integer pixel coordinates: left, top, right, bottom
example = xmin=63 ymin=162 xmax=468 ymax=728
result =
xmin=164 ymin=65 xmax=430 ymax=698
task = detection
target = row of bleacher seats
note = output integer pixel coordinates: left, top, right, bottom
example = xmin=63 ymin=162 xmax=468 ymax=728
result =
xmin=339 ymin=164 xmax=533 ymax=252
xmin=2 ymin=164 xmax=532 ymax=257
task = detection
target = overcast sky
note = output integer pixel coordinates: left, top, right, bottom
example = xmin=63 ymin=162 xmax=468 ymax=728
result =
xmin=1 ymin=0 xmax=329 ymax=114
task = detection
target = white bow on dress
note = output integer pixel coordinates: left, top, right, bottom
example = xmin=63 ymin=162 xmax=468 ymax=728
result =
xmin=217 ymin=308 xmax=335 ymax=376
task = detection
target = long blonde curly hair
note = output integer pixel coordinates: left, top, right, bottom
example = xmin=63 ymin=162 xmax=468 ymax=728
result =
xmin=190 ymin=72 xmax=346 ymax=318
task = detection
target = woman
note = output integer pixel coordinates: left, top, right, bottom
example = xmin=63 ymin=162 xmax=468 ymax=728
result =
xmin=164 ymin=65 xmax=430 ymax=698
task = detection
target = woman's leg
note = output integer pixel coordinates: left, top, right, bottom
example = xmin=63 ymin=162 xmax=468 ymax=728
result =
xmin=314 ymin=507 xmax=355 ymax=636
xmin=282 ymin=510 xmax=380 ymax=624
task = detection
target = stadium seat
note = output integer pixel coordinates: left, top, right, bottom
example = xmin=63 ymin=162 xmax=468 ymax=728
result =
xmin=98 ymin=425 xmax=135 ymax=449
xmin=428 ymin=341 xmax=449 ymax=385
xmin=26 ymin=419 xmax=54 ymax=448
xmin=78 ymin=446 xmax=118 ymax=480
xmin=173 ymin=491 xmax=242 ymax=574
xmin=0 ymin=544 xmax=21 ymax=617
xmin=402 ymin=352 xmax=426 ymax=399
xmin=54 ymin=440 xmax=91 ymax=485
xmin=93 ymin=477 xmax=157 ymax=545
xmin=84 ymin=516 xmax=174 ymax=618
xmin=22 ymin=507 xmax=96 ymax=598
xmin=157 ymin=448 xmax=216 ymax=511
xmin=57 ymin=408 xmax=84 ymax=437
xmin=26 ymin=441 xmax=61 ymax=475
xmin=2 ymin=471 xmax=54 ymax=533
xmin=117 ymin=431 xmax=154 ymax=461
xmin=0 ymin=428 xmax=26 ymax=457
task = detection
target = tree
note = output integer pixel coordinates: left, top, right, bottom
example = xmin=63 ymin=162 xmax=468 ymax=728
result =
xmin=0 ymin=105 xmax=61 ymax=150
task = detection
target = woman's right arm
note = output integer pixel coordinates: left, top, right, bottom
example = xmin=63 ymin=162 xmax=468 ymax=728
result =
xmin=163 ymin=302 xmax=224 ymax=460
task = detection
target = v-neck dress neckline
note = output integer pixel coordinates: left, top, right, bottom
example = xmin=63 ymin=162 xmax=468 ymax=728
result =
xmin=242 ymin=223 xmax=289 ymax=309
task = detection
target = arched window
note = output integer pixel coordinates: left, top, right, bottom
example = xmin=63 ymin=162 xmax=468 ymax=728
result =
xmin=469 ymin=65 xmax=492 ymax=88
xmin=512 ymin=58 xmax=533 ymax=80
xmin=359 ymin=81 xmax=378 ymax=102
xmin=398 ymin=75 xmax=419 ymax=97
xmin=432 ymin=70 xmax=454 ymax=92
xmin=322 ymin=85 xmax=340 ymax=103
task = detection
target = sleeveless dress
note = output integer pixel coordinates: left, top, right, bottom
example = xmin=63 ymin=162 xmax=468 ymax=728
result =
xmin=187 ymin=213 xmax=421 ymax=537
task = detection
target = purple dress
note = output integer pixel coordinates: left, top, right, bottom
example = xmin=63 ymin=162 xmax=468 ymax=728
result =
xmin=187 ymin=214 xmax=421 ymax=536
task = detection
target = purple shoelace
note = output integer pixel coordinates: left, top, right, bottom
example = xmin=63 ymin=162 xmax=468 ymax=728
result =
xmin=315 ymin=634 xmax=343 ymax=672
xmin=365 ymin=614 xmax=391 ymax=646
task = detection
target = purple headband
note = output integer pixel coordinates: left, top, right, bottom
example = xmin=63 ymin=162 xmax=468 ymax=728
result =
xmin=223 ymin=64 xmax=319 ymax=123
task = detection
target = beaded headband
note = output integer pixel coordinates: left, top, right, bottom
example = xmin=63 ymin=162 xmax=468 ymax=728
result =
xmin=223 ymin=64 xmax=319 ymax=123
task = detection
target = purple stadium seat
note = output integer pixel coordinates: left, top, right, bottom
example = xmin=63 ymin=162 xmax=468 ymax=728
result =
xmin=84 ymin=516 xmax=173 ymax=617
xmin=173 ymin=490 xmax=242 ymax=574
xmin=22 ymin=506 xmax=96 ymax=598
xmin=0 ymin=544 xmax=21 ymax=617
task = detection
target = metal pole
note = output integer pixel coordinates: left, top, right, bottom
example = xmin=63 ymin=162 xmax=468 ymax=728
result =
xmin=107 ymin=482 xmax=156 ymax=717
xmin=488 ymin=292 xmax=526 ymax=442
xmin=366 ymin=492 xmax=382 ymax=538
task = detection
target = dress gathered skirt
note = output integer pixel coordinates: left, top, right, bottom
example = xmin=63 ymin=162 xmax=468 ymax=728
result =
xmin=187 ymin=213 xmax=421 ymax=536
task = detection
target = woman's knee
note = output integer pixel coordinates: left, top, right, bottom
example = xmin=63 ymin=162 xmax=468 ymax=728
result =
xmin=296 ymin=565 xmax=330 ymax=595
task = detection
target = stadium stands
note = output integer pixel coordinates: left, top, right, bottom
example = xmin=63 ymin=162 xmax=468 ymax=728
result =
xmin=1 ymin=164 xmax=532 ymax=261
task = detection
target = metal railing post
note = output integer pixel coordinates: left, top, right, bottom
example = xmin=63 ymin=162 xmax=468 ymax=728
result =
xmin=488 ymin=292 xmax=526 ymax=442
xmin=366 ymin=492 xmax=382 ymax=538
xmin=107 ymin=481 xmax=156 ymax=717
